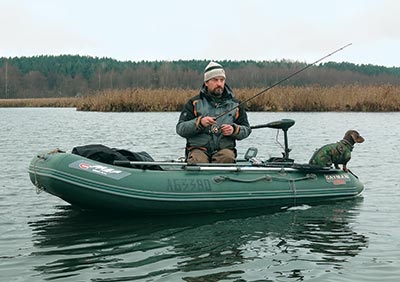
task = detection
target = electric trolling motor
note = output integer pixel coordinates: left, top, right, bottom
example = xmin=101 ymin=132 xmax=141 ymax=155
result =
xmin=249 ymin=118 xmax=295 ymax=163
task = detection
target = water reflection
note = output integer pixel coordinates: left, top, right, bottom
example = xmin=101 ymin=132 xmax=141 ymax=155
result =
xmin=29 ymin=198 xmax=367 ymax=281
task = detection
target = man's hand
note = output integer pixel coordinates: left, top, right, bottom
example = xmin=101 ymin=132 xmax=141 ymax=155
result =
xmin=220 ymin=124 xmax=234 ymax=136
xmin=200 ymin=116 xmax=217 ymax=127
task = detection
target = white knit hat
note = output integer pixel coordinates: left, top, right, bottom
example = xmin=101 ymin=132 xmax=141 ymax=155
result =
xmin=204 ymin=61 xmax=226 ymax=82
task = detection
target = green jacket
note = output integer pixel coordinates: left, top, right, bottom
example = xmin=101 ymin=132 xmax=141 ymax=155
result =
xmin=309 ymin=140 xmax=353 ymax=167
xmin=176 ymin=84 xmax=251 ymax=155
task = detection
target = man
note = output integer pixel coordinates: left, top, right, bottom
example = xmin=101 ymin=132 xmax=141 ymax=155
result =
xmin=176 ymin=61 xmax=251 ymax=163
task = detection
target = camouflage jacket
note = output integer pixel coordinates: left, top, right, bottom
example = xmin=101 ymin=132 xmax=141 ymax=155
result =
xmin=309 ymin=140 xmax=353 ymax=167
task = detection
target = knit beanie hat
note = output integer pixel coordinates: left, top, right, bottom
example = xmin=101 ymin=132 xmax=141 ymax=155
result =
xmin=204 ymin=61 xmax=226 ymax=82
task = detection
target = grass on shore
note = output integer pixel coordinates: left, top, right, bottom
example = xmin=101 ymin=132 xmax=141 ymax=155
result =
xmin=1 ymin=84 xmax=400 ymax=112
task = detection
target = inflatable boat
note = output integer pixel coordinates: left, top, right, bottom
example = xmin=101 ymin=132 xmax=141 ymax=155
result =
xmin=28 ymin=119 xmax=364 ymax=214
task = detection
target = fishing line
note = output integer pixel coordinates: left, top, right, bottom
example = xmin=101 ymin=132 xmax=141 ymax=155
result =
xmin=214 ymin=43 xmax=352 ymax=120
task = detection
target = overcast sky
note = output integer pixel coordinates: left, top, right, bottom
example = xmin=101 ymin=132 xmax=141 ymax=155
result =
xmin=2 ymin=0 xmax=400 ymax=67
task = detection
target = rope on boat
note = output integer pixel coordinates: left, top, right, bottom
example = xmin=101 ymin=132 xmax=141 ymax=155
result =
xmin=32 ymin=148 xmax=64 ymax=194
xmin=213 ymin=173 xmax=317 ymax=184
xmin=213 ymin=175 xmax=273 ymax=183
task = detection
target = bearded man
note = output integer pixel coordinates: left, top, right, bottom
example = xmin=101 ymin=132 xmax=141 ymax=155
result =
xmin=176 ymin=62 xmax=251 ymax=163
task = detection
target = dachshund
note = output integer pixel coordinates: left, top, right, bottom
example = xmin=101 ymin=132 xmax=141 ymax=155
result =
xmin=309 ymin=130 xmax=364 ymax=172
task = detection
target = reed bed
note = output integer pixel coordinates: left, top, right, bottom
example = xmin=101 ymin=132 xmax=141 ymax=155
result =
xmin=0 ymin=97 xmax=78 ymax=108
xmin=76 ymin=88 xmax=196 ymax=112
xmin=76 ymin=85 xmax=400 ymax=112
xmin=237 ymin=84 xmax=400 ymax=112
xmin=2 ymin=85 xmax=400 ymax=112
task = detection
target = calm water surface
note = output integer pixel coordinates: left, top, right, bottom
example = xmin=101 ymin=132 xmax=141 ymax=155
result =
xmin=0 ymin=108 xmax=399 ymax=281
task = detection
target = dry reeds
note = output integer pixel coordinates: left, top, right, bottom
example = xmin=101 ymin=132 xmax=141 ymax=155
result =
xmin=238 ymin=84 xmax=400 ymax=111
xmin=76 ymin=88 xmax=197 ymax=112
xmin=2 ymin=85 xmax=400 ymax=112
xmin=0 ymin=97 xmax=78 ymax=108
xmin=76 ymin=85 xmax=400 ymax=112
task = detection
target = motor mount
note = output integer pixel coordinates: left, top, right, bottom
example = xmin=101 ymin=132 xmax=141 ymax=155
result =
xmin=251 ymin=119 xmax=295 ymax=162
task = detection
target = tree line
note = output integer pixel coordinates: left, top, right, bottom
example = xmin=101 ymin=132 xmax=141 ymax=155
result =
xmin=0 ymin=55 xmax=399 ymax=99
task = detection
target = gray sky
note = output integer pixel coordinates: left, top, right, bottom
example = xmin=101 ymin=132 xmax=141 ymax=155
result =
xmin=2 ymin=0 xmax=400 ymax=67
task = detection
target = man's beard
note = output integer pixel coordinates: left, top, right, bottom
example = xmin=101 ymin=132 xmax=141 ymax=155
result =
xmin=210 ymin=87 xmax=223 ymax=97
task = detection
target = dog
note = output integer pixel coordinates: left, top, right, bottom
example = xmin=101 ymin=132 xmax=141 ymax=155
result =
xmin=309 ymin=130 xmax=364 ymax=172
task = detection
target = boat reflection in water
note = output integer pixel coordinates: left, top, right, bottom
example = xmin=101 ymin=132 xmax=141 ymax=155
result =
xmin=29 ymin=197 xmax=367 ymax=281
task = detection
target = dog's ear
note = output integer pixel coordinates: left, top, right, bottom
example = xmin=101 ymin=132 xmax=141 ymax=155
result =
xmin=349 ymin=130 xmax=365 ymax=143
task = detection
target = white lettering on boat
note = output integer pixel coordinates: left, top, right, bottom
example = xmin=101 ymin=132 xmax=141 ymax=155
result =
xmin=69 ymin=160 xmax=131 ymax=180
xmin=324 ymin=174 xmax=350 ymax=185
xmin=79 ymin=163 xmax=123 ymax=174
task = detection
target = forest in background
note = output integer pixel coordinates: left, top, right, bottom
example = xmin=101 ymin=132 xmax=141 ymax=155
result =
xmin=1 ymin=55 xmax=400 ymax=99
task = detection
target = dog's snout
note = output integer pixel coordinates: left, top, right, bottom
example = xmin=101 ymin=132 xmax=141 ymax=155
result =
xmin=347 ymin=130 xmax=364 ymax=143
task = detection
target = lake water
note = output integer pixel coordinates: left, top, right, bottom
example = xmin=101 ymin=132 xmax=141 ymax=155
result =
xmin=1 ymin=108 xmax=399 ymax=281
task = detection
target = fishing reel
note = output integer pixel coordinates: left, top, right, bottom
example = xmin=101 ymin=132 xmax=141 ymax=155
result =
xmin=210 ymin=124 xmax=221 ymax=135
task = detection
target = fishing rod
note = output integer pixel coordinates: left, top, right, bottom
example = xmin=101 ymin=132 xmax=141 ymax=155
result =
xmin=214 ymin=43 xmax=352 ymax=120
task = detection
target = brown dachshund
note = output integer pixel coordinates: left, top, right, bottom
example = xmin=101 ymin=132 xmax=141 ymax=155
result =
xmin=309 ymin=130 xmax=365 ymax=172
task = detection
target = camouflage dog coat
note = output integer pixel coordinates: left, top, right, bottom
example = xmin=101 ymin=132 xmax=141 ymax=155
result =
xmin=309 ymin=140 xmax=353 ymax=168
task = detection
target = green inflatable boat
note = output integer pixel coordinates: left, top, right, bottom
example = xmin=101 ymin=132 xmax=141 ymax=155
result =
xmin=28 ymin=119 xmax=364 ymax=214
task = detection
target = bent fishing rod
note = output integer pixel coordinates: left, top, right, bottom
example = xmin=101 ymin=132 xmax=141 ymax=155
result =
xmin=214 ymin=43 xmax=352 ymax=120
